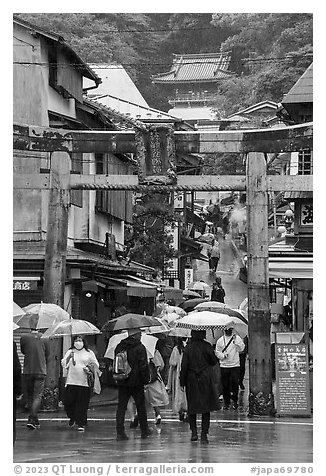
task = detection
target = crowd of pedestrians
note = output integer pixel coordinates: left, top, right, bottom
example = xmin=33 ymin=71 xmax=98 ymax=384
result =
xmin=14 ymin=236 xmax=249 ymax=446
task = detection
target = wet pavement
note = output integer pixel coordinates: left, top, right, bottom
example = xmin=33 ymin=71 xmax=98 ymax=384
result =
xmin=14 ymin=404 xmax=313 ymax=464
xmin=13 ymin=239 xmax=313 ymax=464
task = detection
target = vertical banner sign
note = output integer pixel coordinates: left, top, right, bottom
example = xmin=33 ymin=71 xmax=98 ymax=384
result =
xmin=184 ymin=269 xmax=193 ymax=289
xmin=275 ymin=343 xmax=311 ymax=416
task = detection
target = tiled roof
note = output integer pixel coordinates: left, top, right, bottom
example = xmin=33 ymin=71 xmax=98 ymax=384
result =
xmin=282 ymin=63 xmax=313 ymax=104
xmin=152 ymin=53 xmax=232 ymax=83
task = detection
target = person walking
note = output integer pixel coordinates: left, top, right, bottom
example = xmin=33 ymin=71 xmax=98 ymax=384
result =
xmin=180 ymin=330 xmax=219 ymax=443
xmin=114 ymin=328 xmax=152 ymax=440
xmin=13 ymin=341 xmax=22 ymax=443
xmin=215 ymin=326 xmax=245 ymax=410
xmin=20 ymin=317 xmax=50 ymax=430
xmin=207 ymin=240 xmax=220 ymax=272
xmin=167 ymin=337 xmax=188 ymax=422
xmin=211 ymin=278 xmax=226 ymax=303
xmin=238 ymin=335 xmax=248 ymax=391
xmin=61 ymin=335 xmax=99 ymax=432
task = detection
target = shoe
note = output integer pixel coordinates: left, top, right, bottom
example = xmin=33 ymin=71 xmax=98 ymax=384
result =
xmin=77 ymin=426 xmax=85 ymax=432
xmin=141 ymin=428 xmax=153 ymax=438
xmin=201 ymin=434 xmax=209 ymax=444
xmin=33 ymin=417 xmax=40 ymax=428
xmin=155 ymin=415 xmax=162 ymax=425
xmin=69 ymin=418 xmax=75 ymax=427
xmin=130 ymin=416 xmax=139 ymax=428
xmin=27 ymin=417 xmax=36 ymax=430
xmin=116 ymin=433 xmax=129 ymax=441
xmin=178 ymin=412 xmax=184 ymax=422
xmin=239 ymin=382 xmax=245 ymax=391
xmin=191 ymin=432 xmax=198 ymax=442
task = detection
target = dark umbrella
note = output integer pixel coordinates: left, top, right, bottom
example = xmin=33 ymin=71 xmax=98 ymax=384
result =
xmin=180 ymin=298 xmax=208 ymax=312
xmin=102 ymin=313 xmax=162 ymax=333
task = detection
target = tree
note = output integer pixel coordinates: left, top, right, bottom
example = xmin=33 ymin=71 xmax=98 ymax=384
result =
xmin=125 ymin=193 xmax=179 ymax=273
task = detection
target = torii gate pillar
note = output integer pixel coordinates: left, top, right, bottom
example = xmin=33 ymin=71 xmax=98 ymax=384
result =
xmin=246 ymin=152 xmax=274 ymax=415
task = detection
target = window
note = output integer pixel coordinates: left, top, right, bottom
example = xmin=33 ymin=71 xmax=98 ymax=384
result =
xmin=48 ymin=47 xmax=58 ymax=89
xmin=70 ymin=153 xmax=83 ymax=207
xmin=298 ymin=149 xmax=312 ymax=175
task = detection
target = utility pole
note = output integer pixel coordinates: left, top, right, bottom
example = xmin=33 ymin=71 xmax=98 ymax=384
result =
xmin=246 ymin=152 xmax=274 ymax=415
xmin=42 ymin=151 xmax=70 ymax=410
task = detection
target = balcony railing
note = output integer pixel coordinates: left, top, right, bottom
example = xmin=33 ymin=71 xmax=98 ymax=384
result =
xmin=169 ymin=92 xmax=218 ymax=105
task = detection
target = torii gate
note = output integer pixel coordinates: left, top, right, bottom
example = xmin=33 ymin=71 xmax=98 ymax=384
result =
xmin=13 ymin=121 xmax=313 ymax=415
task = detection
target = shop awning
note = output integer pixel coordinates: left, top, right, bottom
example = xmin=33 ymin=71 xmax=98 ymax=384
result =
xmin=103 ymin=276 xmax=157 ymax=298
xmin=269 ymin=257 xmax=313 ymax=279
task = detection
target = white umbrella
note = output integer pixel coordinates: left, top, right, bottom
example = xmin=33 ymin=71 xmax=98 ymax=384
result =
xmin=13 ymin=301 xmax=26 ymax=318
xmin=187 ymin=281 xmax=211 ymax=297
xmin=141 ymin=317 xmax=171 ymax=335
xmin=13 ymin=322 xmax=20 ymax=330
xmin=104 ymin=332 xmax=158 ymax=360
xmin=164 ymin=305 xmax=186 ymax=316
xmin=176 ymin=311 xmax=233 ymax=331
xmin=161 ymin=312 xmax=182 ymax=324
xmin=177 ymin=310 xmax=248 ymax=338
xmin=169 ymin=327 xmax=191 ymax=338
xmin=15 ymin=302 xmax=70 ymax=329
xmin=193 ymin=303 xmax=248 ymax=324
xmin=41 ymin=318 xmax=101 ymax=338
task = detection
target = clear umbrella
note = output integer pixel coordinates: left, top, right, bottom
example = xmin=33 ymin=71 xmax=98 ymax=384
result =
xmin=15 ymin=302 xmax=70 ymax=329
xmin=104 ymin=332 xmax=158 ymax=360
xmin=41 ymin=318 xmax=101 ymax=339
xmin=13 ymin=301 xmax=26 ymax=318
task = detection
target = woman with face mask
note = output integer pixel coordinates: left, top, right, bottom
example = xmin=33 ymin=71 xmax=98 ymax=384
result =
xmin=61 ymin=335 xmax=99 ymax=431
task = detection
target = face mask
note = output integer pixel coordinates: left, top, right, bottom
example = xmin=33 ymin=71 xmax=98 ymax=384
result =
xmin=74 ymin=341 xmax=84 ymax=350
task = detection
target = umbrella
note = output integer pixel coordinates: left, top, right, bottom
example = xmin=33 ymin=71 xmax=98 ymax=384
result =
xmin=102 ymin=313 xmax=162 ymax=333
xmin=176 ymin=311 xmax=233 ymax=331
xmin=41 ymin=318 xmax=101 ymax=339
xmin=160 ymin=312 xmax=182 ymax=325
xmin=13 ymin=301 xmax=26 ymax=318
xmin=141 ymin=318 xmax=171 ymax=335
xmin=193 ymin=302 xmax=248 ymax=324
xmin=197 ymin=233 xmax=215 ymax=244
xmin=13 ymin=322 xmax=20 ymax=330
xmin=187 ymin=281 xmax=211 ymax=297
xmin=169 ymin=327 xmax=191 ymax=338
xmin=164 ymin=305 xmax=186 ymax=316
xmin=180 ymin=298 xmax=208 ymax=312
xmin=182 ymin=289 xmax=202 ymax=299
xmin=15 ymin=302 xmax=70 ymax=329
xmin=104 ymin=332 xmax=158 ymax=360
xmin=177 ymin=311 xmax=248 ymax=338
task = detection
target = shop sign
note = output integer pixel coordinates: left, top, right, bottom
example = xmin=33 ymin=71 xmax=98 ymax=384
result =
xmin=184 ymin=269 xmax=193 ymax=289
xmin=13 ymin=280 xmax=38 ymax=291
xmin=275 ymin=342 xmax=311 ymax=416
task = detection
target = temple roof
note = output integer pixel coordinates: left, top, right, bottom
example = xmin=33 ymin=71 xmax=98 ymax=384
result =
xmin=152 ymin=53 xmax=233 ymax=84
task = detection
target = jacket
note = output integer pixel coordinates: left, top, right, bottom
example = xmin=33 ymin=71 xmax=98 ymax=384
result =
xmin=20 ymin=332 xmax=50 ymax=376
xmin=215 ymin=334 xmax=245 ymax=368
xmin=180 ymin=339 xmax=220 ymax=413
xmin=114 ymin=336 xmax=150 ymax=387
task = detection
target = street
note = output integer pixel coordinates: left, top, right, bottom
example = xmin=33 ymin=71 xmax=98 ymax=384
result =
xmin=13 ymin=239 xmax=312 ymax=465
xmin=14 ymin=406 xmax=312 ymax=464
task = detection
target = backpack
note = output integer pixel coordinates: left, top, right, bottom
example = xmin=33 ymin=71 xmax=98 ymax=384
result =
xmin=113 ymin=350 xmax=132 ymax=381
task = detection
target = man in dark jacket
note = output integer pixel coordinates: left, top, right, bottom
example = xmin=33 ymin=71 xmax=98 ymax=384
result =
xmin=20 ymin=318 xmax=50 ymax=429
xmin=180 ymin=330 xmax=219 ymax=444
xmin=115 ymin=328 xmax=152 ymax=440
xmin=211 ymin=278 xmax=226 ymax=303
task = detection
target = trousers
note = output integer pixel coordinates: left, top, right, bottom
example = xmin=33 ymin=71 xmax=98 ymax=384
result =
xmin=116 ymin=386 xmax=149 ymax=435
xmin=220 ymin=367 xmax=240 ymax=404
xmin=64 ymin=384 xmax=91 ymax=427
xmin=188 ymin=413 xmax=210 ymax=436
xmin=24 ymin=374 xmax=46 ymax=418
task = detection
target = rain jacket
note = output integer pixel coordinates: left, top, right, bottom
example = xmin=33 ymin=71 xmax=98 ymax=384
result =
xmin=114 ymin=336 xmax=150 ymax=387
xmin=180 ymin=339 xmax=220 ymax=414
